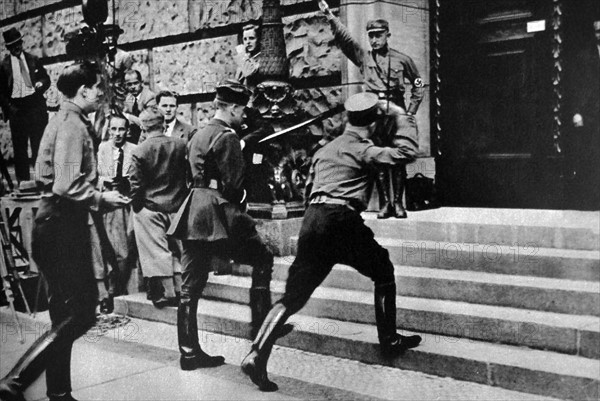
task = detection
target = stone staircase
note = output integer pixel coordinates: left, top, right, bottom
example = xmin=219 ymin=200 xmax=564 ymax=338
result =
xmin=115 ymin=208 xmax=600 ymax=400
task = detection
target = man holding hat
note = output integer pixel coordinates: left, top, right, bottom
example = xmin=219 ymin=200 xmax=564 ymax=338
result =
xmin=242 ymin=92 xmax=421 ymax=392
xmin=318 ymin=0 xmax=424 ymax=219
xmin=0 ymin=27 xmax=50 ymax=183
xmin=168 ymin=79 xmax=286 ymax=371
xmin=129 ymin=106 xmax=188 ymax=308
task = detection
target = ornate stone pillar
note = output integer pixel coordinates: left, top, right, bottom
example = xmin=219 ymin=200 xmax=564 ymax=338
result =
xmin=246 ymin=0 xmax=307 ymax=219
xmin=431 ymin=0 xmax=442 ymax=158
xmin=551 ymin=0 xmax=563 ymax=155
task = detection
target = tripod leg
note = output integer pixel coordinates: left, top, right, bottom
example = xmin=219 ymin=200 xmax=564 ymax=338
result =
xmin=0 ymin=152 xmax=14 ymax=191
xmin=1 ymin=276 xmax=24 ymax=344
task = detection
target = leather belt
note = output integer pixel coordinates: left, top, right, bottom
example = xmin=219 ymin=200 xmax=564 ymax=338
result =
xmin=310 ymin=195 xmax=357 ymax=211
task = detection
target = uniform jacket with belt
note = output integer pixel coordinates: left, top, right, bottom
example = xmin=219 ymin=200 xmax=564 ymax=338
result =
xmin=308 ymin=125 xmax=418 ymax=211
xmin=168 ymin=118 xmax=247 ymax=241
xmin=129 ymin=133 xmax=188 ymax=214
xmin=0 ymin=51 xmax=50 ymax=120
xmin=327 ymin=15 xmax=424 ymax=115
xmin=138 ymin=117 xmax=197 ymax=144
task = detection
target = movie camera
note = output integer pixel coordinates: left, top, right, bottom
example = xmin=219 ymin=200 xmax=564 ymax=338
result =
xmin=65 ymin=0 xmax=123 ymax=60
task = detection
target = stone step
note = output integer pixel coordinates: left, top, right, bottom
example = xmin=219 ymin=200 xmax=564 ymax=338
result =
xmin=114 ymin=293 xmax=600 ymax=401
xmin=289 ymin=238 xmax=600 ymax=281
xmin=0 ymin=309 xmax=562 ymax=401
xmin=202 ymin=275 xmax=600 ymax=359
xmin=361 ymin=208 xmax=600 ymax=251
xmin=233 ymin=259 xmax=600 ymax=317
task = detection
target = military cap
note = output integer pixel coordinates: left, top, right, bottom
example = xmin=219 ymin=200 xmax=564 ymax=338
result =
xmin=139 ymin=106 xmax=165 ymax=130
xmin=366 ymin=19 xmax=389 ymax=33
xmin=215 ymin=79 xmax=251 ymax=106
xmin=344 ymin=92 xmax=380 ymax=126
xmin=3 ymin=27 xmax=23 ymax=46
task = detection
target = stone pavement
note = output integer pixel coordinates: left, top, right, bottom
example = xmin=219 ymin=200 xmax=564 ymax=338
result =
xmin=0 ymin=308 xmax=560 ymax=401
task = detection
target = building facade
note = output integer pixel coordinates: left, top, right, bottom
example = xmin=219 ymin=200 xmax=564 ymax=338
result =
xmin=1 ymin=0 xmax=597 ymax=210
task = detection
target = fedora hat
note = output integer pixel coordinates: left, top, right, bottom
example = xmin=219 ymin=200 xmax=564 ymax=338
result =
xmin=3 ymin=27 xmax=23 ymax=47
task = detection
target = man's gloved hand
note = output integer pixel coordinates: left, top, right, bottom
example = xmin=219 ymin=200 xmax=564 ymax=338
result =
xmin=241 ymin=125 xmax=274 ymax=150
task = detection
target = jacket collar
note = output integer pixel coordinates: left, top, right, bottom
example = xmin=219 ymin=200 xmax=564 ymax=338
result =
xmin=209 ymin=118 xmax=232 ymax=129
xmin=60 ymin=100 xmax=86 ymax=116
xmin=145 ymin=130 xmax=165 ymax=139
xmin=344 ymin=124 xmax=370 ymax=139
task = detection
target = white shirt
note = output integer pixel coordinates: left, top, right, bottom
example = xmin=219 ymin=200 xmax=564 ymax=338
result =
xmin=10 ymin=53 xmax=35 ymax=99
xmin=165 ymin=119 xmax=176 ymax=138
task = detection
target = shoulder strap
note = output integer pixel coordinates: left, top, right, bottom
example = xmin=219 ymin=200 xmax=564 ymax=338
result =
xmin=207 ymin=127 xmax=235 ymax=153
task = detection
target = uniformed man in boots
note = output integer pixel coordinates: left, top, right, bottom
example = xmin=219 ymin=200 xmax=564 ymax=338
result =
xmin=318 ymin=0 xmax=424 ymax=218
xmin=0 ymin=61 xmax=129 ymax=401
xmin=168 ymin=79 xmax=290 ymax=371
xmin=241 ymin=92 xmax=422 ymax=392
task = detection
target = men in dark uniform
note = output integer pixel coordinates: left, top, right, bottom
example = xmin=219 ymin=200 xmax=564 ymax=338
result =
xmin=168 ymin=80 xmax=285 ymax=370
xmin=0 ymin=60 xmax=129 ymax=401
xmin=0 ymin=27 xmax=50 ymax=183
xmin=241 ymin=92 xmax=421 ymax=392
xmin=318 ymin=0 xmax=425 ymax=218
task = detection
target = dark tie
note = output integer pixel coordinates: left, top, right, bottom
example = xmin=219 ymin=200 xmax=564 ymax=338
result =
xmin=116 ymin=147 xmax=124 ymax=178
xmin=18 ymin=57 xmax=33 ymax=88
xmin=132 ymin=97 xmax=140 ymax=116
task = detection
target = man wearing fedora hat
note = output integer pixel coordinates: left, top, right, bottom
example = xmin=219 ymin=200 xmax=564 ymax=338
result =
xmin=318 ymin=0 xmax=424 ymax=219
xmin=0 ymin=27 xmax=50 ymax=183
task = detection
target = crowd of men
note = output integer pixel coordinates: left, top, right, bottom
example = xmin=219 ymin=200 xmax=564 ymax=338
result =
xmin=0 ymin=3 xmax=429 ymax=398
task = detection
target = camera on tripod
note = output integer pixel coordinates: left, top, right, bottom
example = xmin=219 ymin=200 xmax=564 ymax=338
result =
xmin=64 ymin=0 xmax=123 ymax=60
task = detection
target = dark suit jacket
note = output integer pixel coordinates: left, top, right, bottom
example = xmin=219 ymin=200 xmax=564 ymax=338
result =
xmin=129 ymin=132 xmax=189 ymax=214
xmin=138 ymin=117 xmax=197 ymax=144
xmin=0 ymin=51 xmax=50 ymax=120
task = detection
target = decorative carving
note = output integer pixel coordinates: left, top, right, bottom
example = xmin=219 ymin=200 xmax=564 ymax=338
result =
xmin=551 ymin=0 xmax=563 ymax=154
xmin=432 ymin=0 xmax=442 ymax=157
xmin=244 ymin=0 xmax=313 ymax=217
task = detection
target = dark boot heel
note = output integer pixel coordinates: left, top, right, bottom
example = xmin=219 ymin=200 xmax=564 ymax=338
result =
xmin=242 ymin=303 xmax=289 ymax=392
xmin=393 ymin=166 xmax=407 ymax=219
xmin=380 ymin=333 xmax=422 ymax=357
xmin=179 ymin=355 xmax=199 ymax=371
xmin=0 ymin=379 xmax=25 ymax=401
xmin=241 ymin=352 xmax=278 ymax=392
xmin=377 ymin=203 xmax=394 ymax=219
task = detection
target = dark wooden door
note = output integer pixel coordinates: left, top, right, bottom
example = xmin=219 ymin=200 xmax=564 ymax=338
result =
xmin=436 ymin=0 xmax=558 ymax=208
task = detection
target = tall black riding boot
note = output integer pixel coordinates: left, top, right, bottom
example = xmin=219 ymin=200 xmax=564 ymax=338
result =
xmin=249 ymin=288 xmax=293 ymax=340
xmin=241 ymin=303 xmax=289 ymax=392
xmin=393 ymin=166 xmax=407 ymax=219
xmin=249 ymin=287 xmax=272 ymax=338
xmin=0 ymin=319 xmax=72 ymax=401
xmin=177 ymin=296 xmax=225 ymax=370
xmin=377 ymin=169 xmax=394 ymax=219
xmin=374 ymin=283 xmax=421 ymax=357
